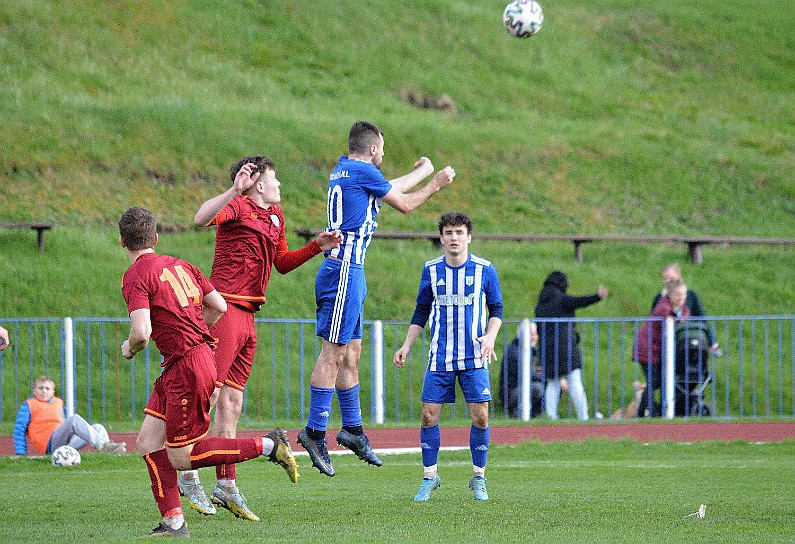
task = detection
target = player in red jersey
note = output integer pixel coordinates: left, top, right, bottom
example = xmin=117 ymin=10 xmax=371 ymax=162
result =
xmin=119 ymin=207 xmax=299 ymax=538
xmin=178 ymin=157 xmax=341 ymax=521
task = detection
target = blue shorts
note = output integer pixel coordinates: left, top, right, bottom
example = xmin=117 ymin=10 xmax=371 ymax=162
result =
xmin=315 ymin=258 xmax=366 ymax=344
xmin=421 ymin=366 xmax=492 ymax=404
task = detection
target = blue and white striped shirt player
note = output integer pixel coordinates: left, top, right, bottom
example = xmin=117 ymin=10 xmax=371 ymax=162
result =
xmin=325 ymin=156 xmax=392 ymax=265
xmin=412 ymin=254 xmax=504 ymax=371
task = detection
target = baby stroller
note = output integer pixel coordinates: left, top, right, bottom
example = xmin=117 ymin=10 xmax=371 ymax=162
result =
xmin=673 ymin=321 xmax=712 ymax=416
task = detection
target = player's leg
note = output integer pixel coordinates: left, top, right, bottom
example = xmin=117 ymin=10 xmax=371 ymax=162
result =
xmin=179 ymin=304 xmax=250 ymax=517
xmin=461 ymin=368 xmax=491 ymax=500
xmin=413 ymin=370 xmax=454 ymax=501
xmin=335 ymin=339 xmax=383 ymax=467
xmin=567 ymin=368 xmax=589 ymax=420
xmin=138 ymin=409 xmax=188 ymax=537
xmin=165 ymin=345 xmax=298 ymax=521
xmin=300 ymin=259 xmax=365 ymax=476
xmin=298 ymin=339 xmax=344 ymax=476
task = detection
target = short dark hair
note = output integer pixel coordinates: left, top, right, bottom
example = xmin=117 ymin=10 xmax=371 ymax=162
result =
xmin=119 ymin=207 xmax=157 ymax=251
xmin=230 ymin=156 xmax=275 ymax=183
xmin=438 ymin=212 xmax=473 ymax=234
xmin=348 ymin=121 xmax=383 ymax=155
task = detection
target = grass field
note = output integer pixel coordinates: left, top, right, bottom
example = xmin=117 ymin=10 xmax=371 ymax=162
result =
xmin=2 ymin=440 xmax=793 ymax=543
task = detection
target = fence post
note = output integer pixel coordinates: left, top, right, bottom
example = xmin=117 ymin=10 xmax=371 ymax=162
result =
xmin=64 ymin=317 xmax=75 ymax=417
xmin=519 ymin=319 xmax=532 ymax=421
xmin=664 ymin=317 xmax=675 ymax=419
xmin=373 ymin=320 xmax=385 ymax=424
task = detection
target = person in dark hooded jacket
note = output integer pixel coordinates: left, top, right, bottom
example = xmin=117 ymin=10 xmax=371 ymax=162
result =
xmin=534 ymin=271 xmax=607 ymax=420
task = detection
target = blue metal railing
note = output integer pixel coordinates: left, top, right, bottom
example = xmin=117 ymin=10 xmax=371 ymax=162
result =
xmin=1 ymin=315 xmax=793 ymax=429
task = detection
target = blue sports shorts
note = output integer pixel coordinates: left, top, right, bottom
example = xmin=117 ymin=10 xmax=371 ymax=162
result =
xmin=315 ymin=258 xmax=366 ymax=344
xmin=421 ymin=366 xmax=492 ymax=404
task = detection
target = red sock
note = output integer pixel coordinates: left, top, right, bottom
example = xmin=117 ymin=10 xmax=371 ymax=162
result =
xmin=143 ymin=449 xmax=182 ymax=517
xmin=216 ymin=463 xmax=237 ymax=481
xmin=189 ymin=437 xmax=262 ymax=469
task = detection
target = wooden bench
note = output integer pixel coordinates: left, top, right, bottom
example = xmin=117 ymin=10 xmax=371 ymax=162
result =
xmin=0 ymin=222 xmax=53 ymax=252
xmin=295 ymin=229 xmax=795 ymax=264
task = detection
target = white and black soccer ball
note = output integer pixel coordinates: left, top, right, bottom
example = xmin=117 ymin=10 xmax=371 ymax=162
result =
xmin=503 ymin=0 xmax=544 ymax=38
xmin=52 ymin=445 xmax=81 ymax=467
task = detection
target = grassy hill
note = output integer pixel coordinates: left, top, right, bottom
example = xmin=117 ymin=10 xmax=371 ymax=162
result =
xmin=0 ymin=0 xmax=793 ymax=319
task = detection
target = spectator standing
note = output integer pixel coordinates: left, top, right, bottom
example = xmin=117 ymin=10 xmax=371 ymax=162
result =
xmin=651 ymin=263 xmax=719 ymax=353
xmin=635 ymin=279 xmax=690 ymax=417
xmin=534 ymin=271 xmax=607 ymax=420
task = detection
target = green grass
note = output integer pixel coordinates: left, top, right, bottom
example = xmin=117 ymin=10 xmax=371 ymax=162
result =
xmin=1 ymin=440 xmax=793 ymax=543
xmin=0 ymin=0 xmax=793 ymax=318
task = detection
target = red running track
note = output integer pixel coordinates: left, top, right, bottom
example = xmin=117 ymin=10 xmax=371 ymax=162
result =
xmin=3 ymin=421 xmax=793 ymax=456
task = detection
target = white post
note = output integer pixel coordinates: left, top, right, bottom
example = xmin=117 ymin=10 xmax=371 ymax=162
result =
xmin=519 ymin=319 xmax=532 ymax=421
xmin=373 ymin=320 xmax=385 ymax=424
xmin=664 ymin=317 xmax=675 ymax=419
xmin=64 ymin=317 xmax=75 ymax=417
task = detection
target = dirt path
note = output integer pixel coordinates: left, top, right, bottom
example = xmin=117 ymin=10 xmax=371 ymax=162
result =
xmin=4 ymin=421 xmax=792 ymax=456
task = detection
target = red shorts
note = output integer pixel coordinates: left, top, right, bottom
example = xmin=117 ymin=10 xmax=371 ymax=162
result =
xmin=210 ymin=303 xmax=256 ymax=391
xmin=144 ymin=343 xmax=216 ymax=448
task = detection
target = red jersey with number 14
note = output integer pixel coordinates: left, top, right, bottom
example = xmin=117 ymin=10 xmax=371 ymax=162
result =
xmin=122 ymin=252 xmax=216 ymax=367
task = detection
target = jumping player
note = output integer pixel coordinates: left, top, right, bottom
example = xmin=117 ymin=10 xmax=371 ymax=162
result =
xmin=180 ymin=157 xmax=341 ymax=520
xmin=297 ymin=121 xmax=456 ymax=476
xmin=119 ymin=207 xmax=298 ymax=537
xmin=394 ymin=212 xmax=503 ymax=501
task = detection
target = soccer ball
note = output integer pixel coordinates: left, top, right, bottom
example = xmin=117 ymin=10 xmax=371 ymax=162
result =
xmin=503 ymin=0 xmax=544 ymax=38
xmin=52 ymin=445 xmax=81 ymax=467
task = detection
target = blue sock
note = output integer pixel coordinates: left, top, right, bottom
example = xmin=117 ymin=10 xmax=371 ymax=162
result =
xmin=307 ymin=386 xmax=334 ymax=432
xmin=470 ymin=424 xmax=490 ymax=469
xmin=336 ymin=384 xmax=363 ymax=429
xmin=420 ymin=424 xmax=440 ymax=468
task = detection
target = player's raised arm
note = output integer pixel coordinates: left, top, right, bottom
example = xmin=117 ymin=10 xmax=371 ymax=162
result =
xmin=388 ymin=157 xmax=435 ymax=193
xmin=382 ymin=166 xmax=455 ymax=214
xmin=194 ymin=163 xmax=259 ymax=226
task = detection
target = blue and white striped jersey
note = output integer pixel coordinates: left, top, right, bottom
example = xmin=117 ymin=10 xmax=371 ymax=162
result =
xmin=325 ymin=156 xmax=392 ymax=265
xmin=414 ymin=254 xmax=503 ymax=371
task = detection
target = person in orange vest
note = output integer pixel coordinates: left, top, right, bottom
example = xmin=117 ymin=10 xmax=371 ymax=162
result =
xmin=13 ymin=375 xmax=126 ymax=456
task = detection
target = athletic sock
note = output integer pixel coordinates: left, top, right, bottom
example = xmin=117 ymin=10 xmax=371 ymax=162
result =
xmin=217 ymin=478 xmax=236 ymax=489
xmin=470 ymin=424 xmax=490 ymax=469
xmin=143 ymin=449 xmax=181 ymax=517
xmin=162 ymin=513 xmax=185 ymax=530
xmin=420 ymin=424 xmax=441 ymax=468
xmin=423 ymin=464 xmax=438 ymax=480
xmin=308 ymin=386 xmax=334 ymax=431
xmin=216 ymin=463 xmax=236 ymax=481
xmin=260 ymin=436 xmax=275 ymax=457
xmin=189 ymin=437 xmax=261 ymax=469
xmin=337 ymin=384 xmax=363 ymax=429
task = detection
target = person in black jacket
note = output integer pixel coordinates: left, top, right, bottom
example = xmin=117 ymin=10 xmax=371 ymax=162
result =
xmin=534 ymin=271 xmax=607 ymax=420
